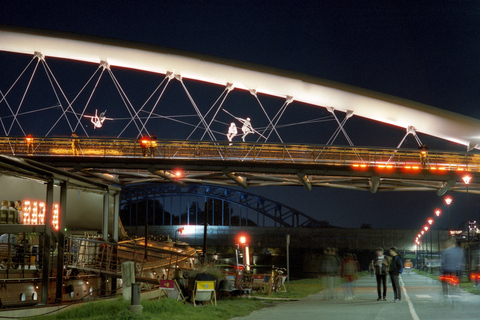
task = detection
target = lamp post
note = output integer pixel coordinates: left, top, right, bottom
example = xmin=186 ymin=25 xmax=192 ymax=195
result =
xmin=175 ymin=227 xmax=185 ymax=242
xmin=462 ymin=174 xmax=472 ymax=276
xmin=434 ymin=209 xmax=441 ymax=254
xmin=423 ymin=225 xmax=429 ymax=271
xmin=427 ymin=219 xmax=434 ymax=273
xmin=444 ymin=196 xmax=452 ymax=238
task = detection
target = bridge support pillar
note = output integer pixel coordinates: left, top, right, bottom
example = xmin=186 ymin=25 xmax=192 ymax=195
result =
xmin=41 ymin=181 xmax=54 ymax=304
xmin=55 ymin=182 xmax=68 ymax=303
xmin=103 ymin=190 xmax=109 ymax=242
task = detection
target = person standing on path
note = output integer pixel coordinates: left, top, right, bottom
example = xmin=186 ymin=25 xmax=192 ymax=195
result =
xmin=388 ymin=247 xmax=403 ymax=302
xmin=374 ymin=248 xmax=389 ymax=301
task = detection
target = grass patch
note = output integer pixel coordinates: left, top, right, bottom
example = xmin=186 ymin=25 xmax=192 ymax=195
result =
xmin=27 ymin=278 xmax=325 ymax=320
xmin=413 ymin=269 xmax=480 ymax=295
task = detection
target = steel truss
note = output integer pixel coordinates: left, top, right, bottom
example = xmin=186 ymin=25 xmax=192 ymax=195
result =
xmin=121 ymin=183 xmax=320 ymax=228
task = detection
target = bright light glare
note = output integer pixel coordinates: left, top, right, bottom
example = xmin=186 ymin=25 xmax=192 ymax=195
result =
xmin=462 ymin=175 xmax=472 ymax=185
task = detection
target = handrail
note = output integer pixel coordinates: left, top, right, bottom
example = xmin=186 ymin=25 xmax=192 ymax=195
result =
xmin=2 ymin=136 xmax=480 ymax=172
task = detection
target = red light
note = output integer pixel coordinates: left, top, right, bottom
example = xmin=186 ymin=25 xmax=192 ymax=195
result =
xmin=236 ymin=233 xmax=250 ymax=245
xmin=439 ymin=275 xmax=459 ymax=286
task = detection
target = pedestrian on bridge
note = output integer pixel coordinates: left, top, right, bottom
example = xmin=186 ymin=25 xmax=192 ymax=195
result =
xmin=71 ymin=132 xmax=80 ymax=156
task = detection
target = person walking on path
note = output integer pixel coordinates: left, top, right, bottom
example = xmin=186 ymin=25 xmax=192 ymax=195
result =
xmin=388 ymin=247 xmax=403 ymax=302
xmin=341 ymin=253 xmax=358 ymax=300
xmin=440 ymin=238 xmax=465 ymax=296
xmin=374 ymin=248 xmax=389 ymax=301
xmin=369 ymin=260 xmax=375 ymax=277
xmin=320 ymin=248 xmax=337 ymax=300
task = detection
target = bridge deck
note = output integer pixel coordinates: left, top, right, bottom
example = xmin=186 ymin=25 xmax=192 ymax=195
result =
xmin=2 ymin=137 xmax=479 ymax=193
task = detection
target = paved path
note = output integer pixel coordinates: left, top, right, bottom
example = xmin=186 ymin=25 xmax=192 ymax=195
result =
xmin=232 ymin=272 xmax=480 ymax=320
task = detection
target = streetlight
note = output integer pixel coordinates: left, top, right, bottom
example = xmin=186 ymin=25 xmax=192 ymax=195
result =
xmin=434 ymin=209 xmax=441 ymax=254
xmin=462 ymin=174 xmax=472 ymax=276
xmin=175 ymin=227 xmax=185 ymax=242
xmin=444 ymin=196 xmax=452 ymax=238
xmin=427 ymin=218 xmax=434 ymax=273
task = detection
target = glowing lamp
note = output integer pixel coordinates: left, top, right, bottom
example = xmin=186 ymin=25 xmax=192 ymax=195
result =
xmin=462 ymin=175 xmax=472 ymax=185
xmin=435 ymin=209 xmax=441 ymax=217
xmin=444 ymin=197 xmax=452 ymax=205
xmin=428 ymin=218 xmax=434 ymax=225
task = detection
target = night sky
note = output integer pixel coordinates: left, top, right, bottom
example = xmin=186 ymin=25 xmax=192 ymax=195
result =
xmin=2 ymin=1 xmax=480 ymax=231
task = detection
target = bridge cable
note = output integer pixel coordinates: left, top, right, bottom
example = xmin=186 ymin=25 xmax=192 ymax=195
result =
xmin=71 ymin=67 xmax=108 ymax=137
xmin=249 ymin=92 xmax=295 ymax=162
xmin=137 ymin=76 xmax=171 ymax=135
xmin=178 ymin=77 xmax=216 ymax=142
xmin=116 ymin=75 xmax=171 ymax=138
xmin=107 ymin=68 xmax=145 ymax=137
xmin=198 ymin=87 xmax=232 ymax=141
xmin=41 ymin=61 xmax=109 ymax=138
xmin=41 ymin=59 xmax=85 ymax=136
xmin=6 ymin=58 xmax=40 ymax=136
xmin=0 ymin=55 xmax=37 ymax=137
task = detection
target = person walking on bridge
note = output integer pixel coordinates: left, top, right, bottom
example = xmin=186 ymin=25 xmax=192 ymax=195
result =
xmin=388 ymin=247 xmax=403 ymax=302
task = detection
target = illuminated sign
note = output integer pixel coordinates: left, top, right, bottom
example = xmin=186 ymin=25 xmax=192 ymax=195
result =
xmin=22 ymin=200 xmax=60 ymax=230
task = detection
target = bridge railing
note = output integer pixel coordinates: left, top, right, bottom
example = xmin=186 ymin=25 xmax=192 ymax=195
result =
xmin=1 ymin=136 xmax=480 ymax=171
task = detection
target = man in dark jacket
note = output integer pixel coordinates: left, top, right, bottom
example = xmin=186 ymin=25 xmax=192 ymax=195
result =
xmin=388 ymin=247 xmax=403 ymax=302
xmin=374 ymin=248 xmax=389 ymax=301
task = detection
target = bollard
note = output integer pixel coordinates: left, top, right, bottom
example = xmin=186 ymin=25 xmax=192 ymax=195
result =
xmin=128 ymin=283 xmax=143 ymax=314
xmin=122 ymin=261 xmax=135 ymax=301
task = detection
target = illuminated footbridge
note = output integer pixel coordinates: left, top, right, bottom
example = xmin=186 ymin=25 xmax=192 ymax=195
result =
xmin=2 ymin=136 xmax=480 ymax=194
xmin=0 ymin=26 xmax=479 ymax=308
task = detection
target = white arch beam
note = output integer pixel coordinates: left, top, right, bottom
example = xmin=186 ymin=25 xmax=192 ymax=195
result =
xmin=1 ymin=27 xmax=480 ymax=149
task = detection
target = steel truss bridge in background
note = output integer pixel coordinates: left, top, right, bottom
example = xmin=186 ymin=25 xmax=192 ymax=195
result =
xmin=121 ymin=183 xmax=317 ymax=228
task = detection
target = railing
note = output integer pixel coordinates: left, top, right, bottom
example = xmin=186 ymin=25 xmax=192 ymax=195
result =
xmin=1 ymin=136 xmax=480 ymax=172
xmin=65 ymin=237 xmax=196 ymax=280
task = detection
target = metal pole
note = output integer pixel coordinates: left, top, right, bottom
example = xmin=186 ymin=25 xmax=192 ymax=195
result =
xmin=447 ymin=205 xmax=451 ymax=238
xmin=203 ymin=200 xmax=208 ymax=263
xmin=467 ymin=185 xmax=470 ymax=277
xmin=430 ymin=229 xmax=433 ymax=273
xmin=286 ymin=234 xmax=290 ymax=292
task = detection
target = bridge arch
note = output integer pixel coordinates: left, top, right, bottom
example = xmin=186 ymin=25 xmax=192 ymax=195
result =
xmin=1 ymin=27 xmax=480 ymax=149
xmin=120 ymin=183 xmax=322 ymax=228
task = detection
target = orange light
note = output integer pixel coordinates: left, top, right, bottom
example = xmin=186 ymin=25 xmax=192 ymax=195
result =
xmin=427 ymin=218 xmax=434 ymax=225
xmin=435 ymin=209 xmax=441 ymax=217
xmin=439 ymin=275 xmax=459 ymax=285
xmin=411 ymin=166 xmax=419 ymax=170
xmin=430 ymin=166 xmax=437 ymax=170
xmin=424 ymin=225 xmax=429 ymax=231
xmin=173 ymin=169 xmax=184 ymax=178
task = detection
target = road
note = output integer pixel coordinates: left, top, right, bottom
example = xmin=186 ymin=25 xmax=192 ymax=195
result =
xmin=232 ymin=272 xmax=479 ymax=320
